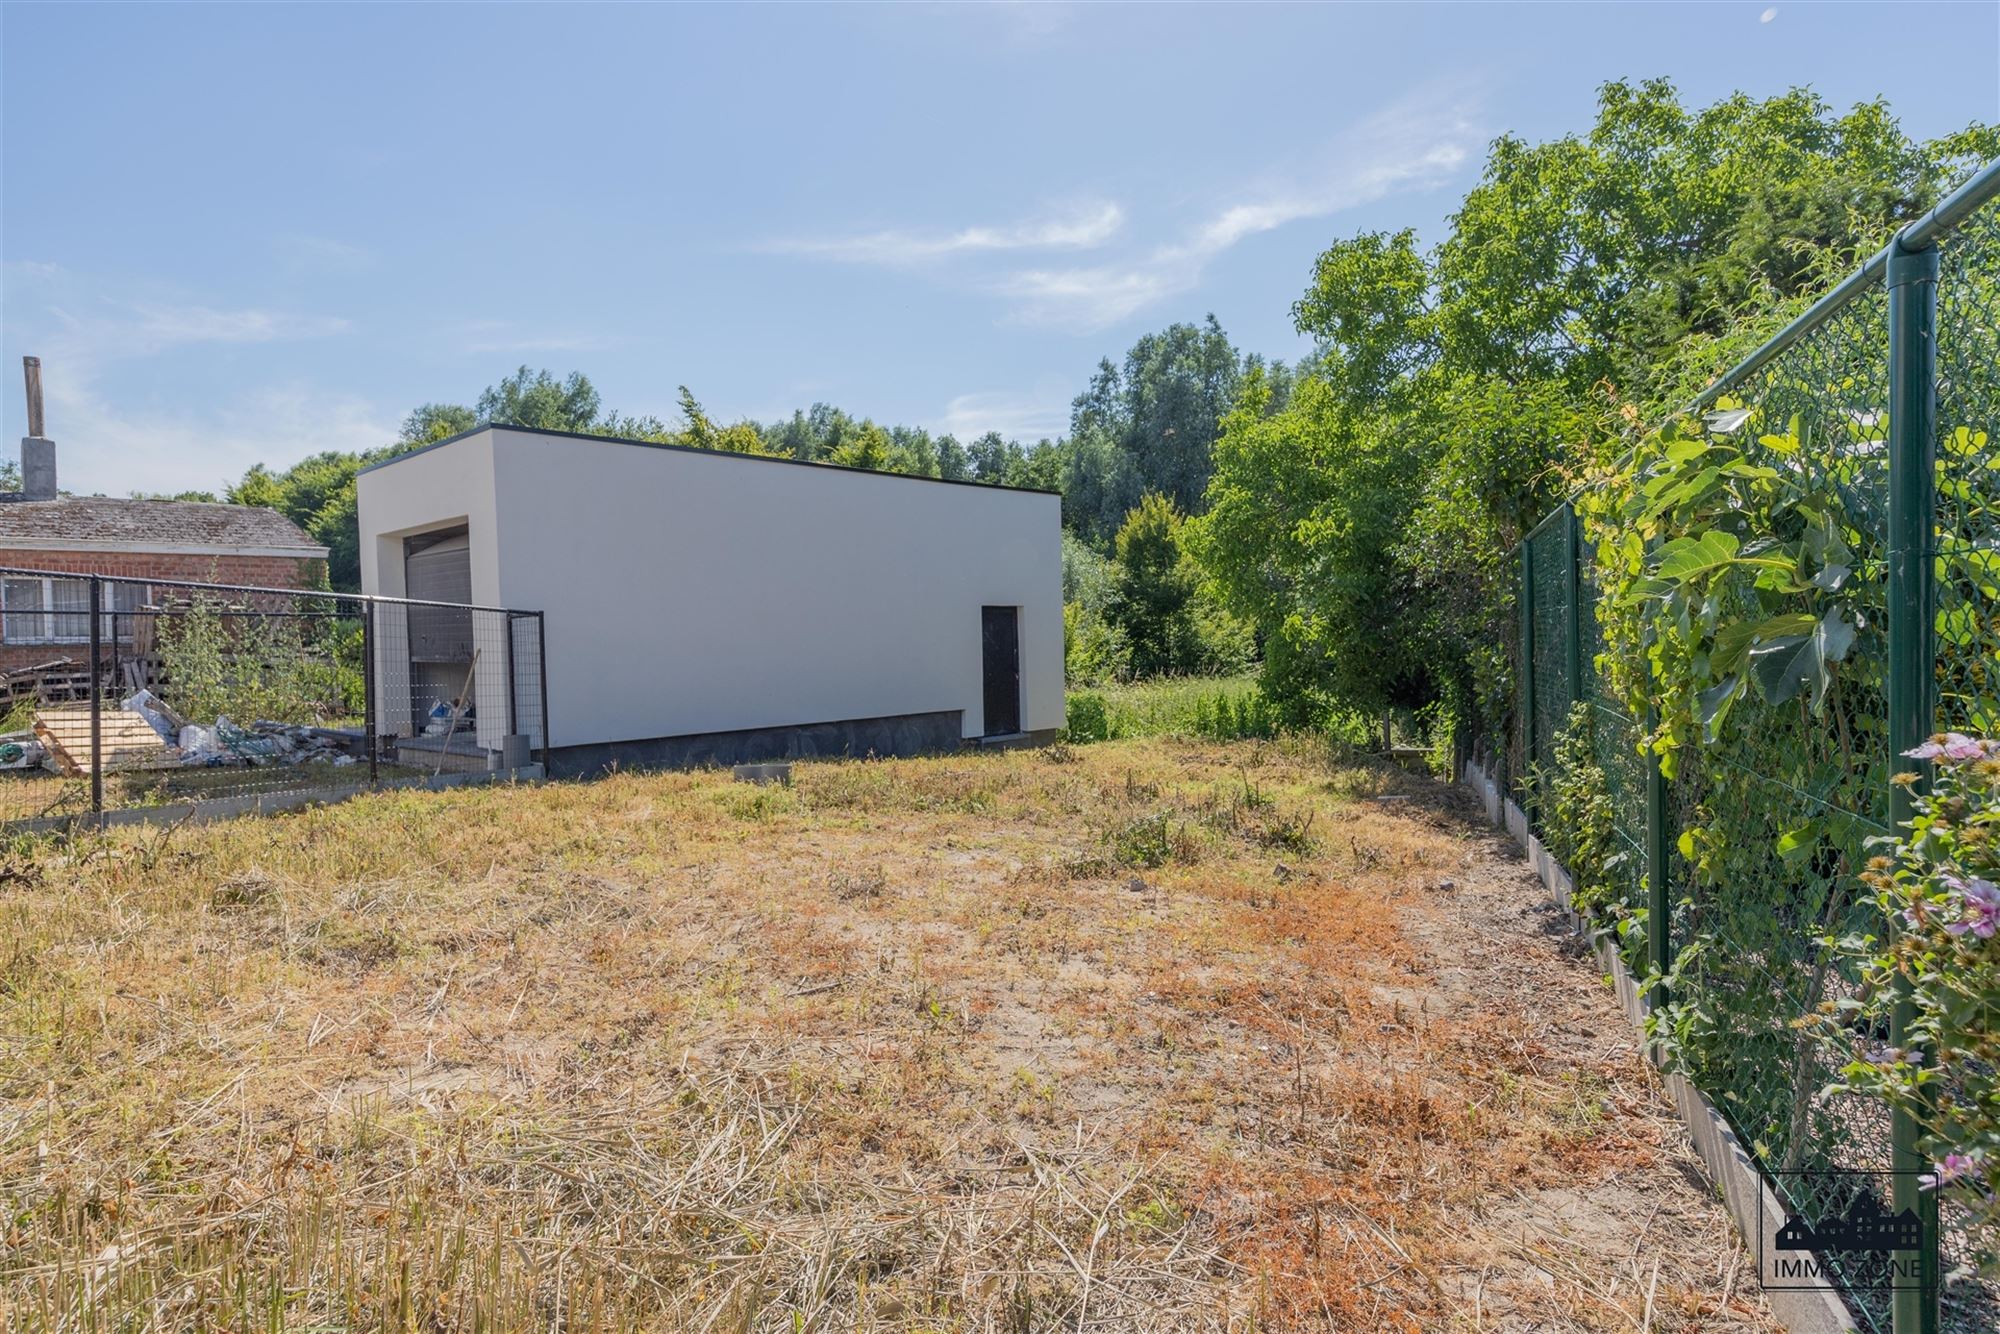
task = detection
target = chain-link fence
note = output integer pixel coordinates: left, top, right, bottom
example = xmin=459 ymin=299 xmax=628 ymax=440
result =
xmin=1509 ymin=160 xmax=2000 ymax=1334
xmin=0 ymin=569 xmax=546 ymax=828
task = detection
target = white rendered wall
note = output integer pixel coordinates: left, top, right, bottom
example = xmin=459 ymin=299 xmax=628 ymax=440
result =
xmin=357 ymin=426 xmax=1063 ymax=751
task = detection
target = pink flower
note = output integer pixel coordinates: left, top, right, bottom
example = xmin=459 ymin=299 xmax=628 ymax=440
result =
xmin=1921 ymin=1154 xmax=1979 ymax=1190
xmin=1903 ymin=733 xmax=1996 ymax=763
xmin=1941 ymin=876 xmax=2000 ymax=940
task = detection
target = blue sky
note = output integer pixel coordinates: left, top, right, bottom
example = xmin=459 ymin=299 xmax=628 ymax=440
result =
xmin=3 ymin=2 xmax=1997 ymax=497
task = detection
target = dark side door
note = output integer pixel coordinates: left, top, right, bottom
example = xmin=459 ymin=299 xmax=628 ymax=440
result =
xmin=981 ymin=606 xmax=1020 ymax=736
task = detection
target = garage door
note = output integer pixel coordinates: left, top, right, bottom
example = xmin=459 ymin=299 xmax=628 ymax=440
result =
xmin=405 ymin=529 xmax=473 ymax=663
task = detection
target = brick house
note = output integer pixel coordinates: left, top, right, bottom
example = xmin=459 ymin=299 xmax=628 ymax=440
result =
xmin=0 ymin=359 xmax=328 ymax=688
xmin=0 ymin=495 xmax=327 ymax=674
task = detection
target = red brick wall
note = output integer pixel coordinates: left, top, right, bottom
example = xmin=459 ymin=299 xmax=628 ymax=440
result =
xmin=0 ymin=550 xmax=323 ymax=586
xmin=0 ymin=549 xmax=327 ymax=674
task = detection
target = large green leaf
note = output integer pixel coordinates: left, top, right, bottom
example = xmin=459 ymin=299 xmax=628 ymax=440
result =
xmin=1653 ymin=530 xmax=1740 ymax=583
xmin=1698 ymin=677 xmax=1742 ymax=742
xmin=1712 ymin=612 xmax=1818 ymax=678
xmin=1748 ymin=607 xmax=1857 ymax=708
xmin=1776 ymin=820 xmax=1821 ymax=861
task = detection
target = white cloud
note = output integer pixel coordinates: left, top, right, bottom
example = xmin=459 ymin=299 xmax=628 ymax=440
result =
xmin=759 ymin=93 xmax=1481 ymax=334
xmin=996 ymin=267 xmax=1176 ymax=332
xmin=1760 ymin=7 xmax=1778 ymax=23
xmin=45 ymin=375 xmax=398 ymax=498
xmin=5 ymin=265 xmax=381 ymax=495
xmin=762 ymin=201 xmax=1124 ymax=266
xmin=973 ymin=1 xmax=1074 ymax=43
xmin=32 ymin=281 xmax=350 ymax=362
xmin=98 ymin=303 xmax=350 ymax=354
xmin=930 ymin=390 xmax=1069 ymax=443
xmin=1000 ymin=101 xmax=1479 ymax=332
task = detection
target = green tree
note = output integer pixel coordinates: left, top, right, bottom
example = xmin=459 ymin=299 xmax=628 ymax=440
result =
xmin=1003 ymin=439 xmax=1068 ymax=494
xmin=826 ymin=422 xmax=896 ymax=471
xmin=1193 ymin=79 xmax=1996 ymax=741
xmin=227 ymin=451 xmax=363 ymax=587
xmin=935 ymin=433 xmax=971 ymax=481
xmin=133 ymin=488 xmax=222 ymax=502
xmin=1107 ymin=494 xmax=1196 ymax=679
xmin=475 ymin=367 xmax=603 ymax=432
xmin=1067 ymin=315 xmax=1253 ymax=539
xmin=1190 ymin=369 xmax=1429 ymax=721
xmin=965 ymin=431 xmax=1016 ymax=483
xmin=401 ymin=403 xmax=476 ymax=444
xmin=677 ymin=386 xmax=780 ymax=456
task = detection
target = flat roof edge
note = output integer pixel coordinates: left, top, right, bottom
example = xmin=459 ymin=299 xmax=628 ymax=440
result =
xmin=357 ymin=422 xmax=1063 ymax=497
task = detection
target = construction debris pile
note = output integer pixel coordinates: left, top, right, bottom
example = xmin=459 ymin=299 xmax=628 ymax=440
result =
xmin=176 ymin=717 xmax=361 ymax=769
xmin=20 ymin=689 xmax=361 ymax=778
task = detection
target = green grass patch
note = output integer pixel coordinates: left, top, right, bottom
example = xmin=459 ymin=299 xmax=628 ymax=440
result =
xmin=1066 ymin=675 xmax=1269 ymax=742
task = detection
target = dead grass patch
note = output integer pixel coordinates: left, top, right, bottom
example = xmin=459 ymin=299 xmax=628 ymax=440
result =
xmin=0 ymin=739 xmax=1773 ymax=1330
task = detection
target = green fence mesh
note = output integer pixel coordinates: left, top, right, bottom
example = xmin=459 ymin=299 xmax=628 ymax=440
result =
xmin=1935 ymin=206 xmax=2000 ymax=741
xmin=1526 ymin=508 xmax=1575 ymax=816
xmin=1581 ymin=555 xmax=1650 ymax=977
xmin=1669 ymin=287 xmax=1900 ymax=1326
xmin=1510 ymin=175 xmax=2000 ymax=1332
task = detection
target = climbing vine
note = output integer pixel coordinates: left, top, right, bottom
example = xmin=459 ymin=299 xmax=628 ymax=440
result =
xmin=1536 ymin=701 xmax=1624 ymax=923
xmin=1576 ymin=395 xmax=1900 ymax=1185
xmin=1576 ymin=399 xmax=1880 ymax=780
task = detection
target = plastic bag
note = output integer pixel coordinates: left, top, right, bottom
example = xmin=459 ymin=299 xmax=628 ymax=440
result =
xmin=178 ymin=724 xmax=224 ymax=765
xmin=0 ymin=737 xmax=44 ymax=769
xmin=122 ymin=688 xmax=177 ymax=743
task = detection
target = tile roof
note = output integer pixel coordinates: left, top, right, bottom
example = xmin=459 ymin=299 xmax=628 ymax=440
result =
xmin=0 ymin=496 xmax=327 ymax=553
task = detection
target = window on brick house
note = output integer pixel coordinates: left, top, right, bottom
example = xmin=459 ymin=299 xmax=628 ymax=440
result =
xmin=50 ymin=578 xmax=91 ymax=640
xmin=0 ymin=577 xmax=147 ymax=644
xmin=1 ymin=579 xmax=44 ymax=643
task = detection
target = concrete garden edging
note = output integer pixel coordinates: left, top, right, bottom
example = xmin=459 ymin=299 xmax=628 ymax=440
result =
xmin=13 ymin=763 xmax=545 ymax=836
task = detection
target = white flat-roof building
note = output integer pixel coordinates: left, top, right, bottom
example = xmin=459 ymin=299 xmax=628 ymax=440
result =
xmin=355 ymin=424 xmax=1063 ymax=774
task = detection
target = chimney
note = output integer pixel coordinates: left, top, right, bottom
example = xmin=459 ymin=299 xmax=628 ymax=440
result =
xmin=21 ymin=356 xmax=55 ymax=500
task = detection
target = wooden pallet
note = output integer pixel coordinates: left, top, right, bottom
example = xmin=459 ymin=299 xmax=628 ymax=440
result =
xmin=0 ymin=659 xmax=90 ymax=707
xmin=32 ymin=708 xmax=178 ymax=777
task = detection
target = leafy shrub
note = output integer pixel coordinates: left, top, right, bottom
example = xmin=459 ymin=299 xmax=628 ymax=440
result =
xmin=1186 ymin=582 xmax=1257 ymax=676
xmin=1063 ymin=601 xmax=1131 ymax=684
xmin=1535 ymin=702 xmax=1624 ymax=924
xmin=1580 ymin=406 xmax=1874 ymax=782
xmin=1064 ymin=691 xmax=1111 ymax=744
xmin=1106 ymin=811 xmax=1198 ymax=868
xmin=1822 ymin=733 xmax=2000 ymax=1268
xmin=156 ymin=596 xmax=358 ymax=726
xmin=1061 ymin=531 xmax=1116 ymax=613
xmin=1189 ymin=686 xmax=1279 ymax=741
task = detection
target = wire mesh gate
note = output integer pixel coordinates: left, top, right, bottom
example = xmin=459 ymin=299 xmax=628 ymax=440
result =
xmin=0 ymin=569 xmax=547 ymax=827
xmin=1511 ymin=160 xmax=2000 ymax=1334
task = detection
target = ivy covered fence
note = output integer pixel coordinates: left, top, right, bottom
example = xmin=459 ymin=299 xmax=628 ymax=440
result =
xmin=1506 ymin=157 xmax=2000 ymax=1334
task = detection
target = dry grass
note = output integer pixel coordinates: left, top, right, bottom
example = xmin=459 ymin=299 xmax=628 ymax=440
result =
xmin=0 ymin=737 xmax=1774 ymax=1330
xmin=0 ymin=759 xmax=435 ymax=825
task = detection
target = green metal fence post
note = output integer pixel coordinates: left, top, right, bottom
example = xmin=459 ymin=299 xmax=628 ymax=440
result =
xmin=1886 ymin=234 xmax=1941 ymax=1334
xmin=1518 ymin=540 xmax=1536 ymax=825
xmin=88 ymin=575 xmax=103 ymax=819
